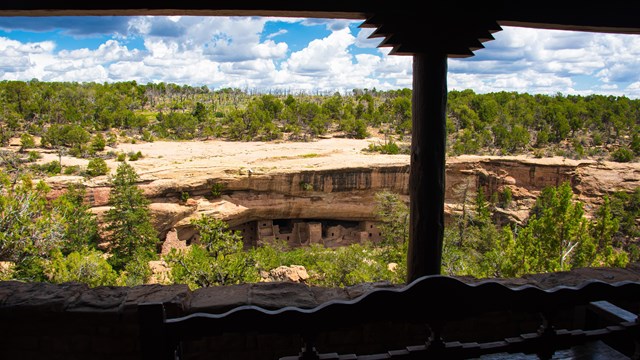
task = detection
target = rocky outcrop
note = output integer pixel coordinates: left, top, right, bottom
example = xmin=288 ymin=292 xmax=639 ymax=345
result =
xmin=160 ymin=229 xmax=187 ymax=255
xmin=44 ymin=156 xmax=640 ymax=244
xmin=149 ymin=202 xmax=196 ymax=239
xmin=446 ymin=156 xmax=640 ymax=224
xmin=260 ymin=265 xmax=310 ymax=283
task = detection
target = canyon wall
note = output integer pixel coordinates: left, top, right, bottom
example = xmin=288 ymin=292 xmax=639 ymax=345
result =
xmin=447 ymin=156 xmax=640 ymax=224
xmin=45 ymin=156 xmax=640 ymax=244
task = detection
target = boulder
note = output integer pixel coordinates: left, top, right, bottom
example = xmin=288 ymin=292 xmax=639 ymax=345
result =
xmin=148 ymin=260 xmax=172 ymax=285
xmin=261 ymin=265 xmax=309 ymax=283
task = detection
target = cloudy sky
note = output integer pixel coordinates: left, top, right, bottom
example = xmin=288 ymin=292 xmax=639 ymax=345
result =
xmin=1 ymin=16 xmax=640 ymax=98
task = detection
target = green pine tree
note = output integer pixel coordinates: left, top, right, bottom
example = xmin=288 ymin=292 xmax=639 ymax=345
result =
xmin=591 ymin=196 xmax=620 ymax=249
xmin=513 ymin=182 xmax=596 ymax=274
xmin=105 ymin=162 xmax=157 ymax=270
xmin=52 ymin=184 xmax=100 ymax=254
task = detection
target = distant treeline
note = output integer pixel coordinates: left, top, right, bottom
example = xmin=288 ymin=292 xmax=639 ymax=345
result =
xmin=1 ymin=80 xmax=639 ymax=161
xmin=448 ymin=90 xmax=640 ymax=160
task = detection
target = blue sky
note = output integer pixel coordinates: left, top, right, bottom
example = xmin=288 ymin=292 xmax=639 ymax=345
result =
xmin=1 ymin=16 xmax=640 ymax=98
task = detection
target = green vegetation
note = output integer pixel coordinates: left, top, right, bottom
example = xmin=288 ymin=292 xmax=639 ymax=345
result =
xmin=166 ymin=216 xmax=254 ymax=288
xmin=210 ymin=182 xmax=224 ymax=198
xmin=91 ymin=133 xmax=106 ymax=152
xmin=612 ymin=147 xmax=634 ymax=162
xmin=300 ymin=153 xmax=319 ymax=158
xmin=128 ymin=151 xmax=143 ymax=161
xmin=0 ymin=170 xmax=100 ymax=281
xmin=86 ymin=157 xmax=109 ymax=177
xmin=47 ymin=248 xmax=117 ymax=287
xmin=0 ymin=81 xmax=639 ymax=161
xmin=0 ymin=173 xmax=65 ymax=281
xmin=52 ymin=184 xmax=100 ymax=254
xmin=447 ymin=90 xmax=640 ymax=159
xmin=64 ymin=165 xmax=81 ymax=175
xmin=364 ymin=138 xmax=407 ymax=155
xmin=31 ymin=160 xmax=62 ymax=176
xmin=610 ymin=188 xmax=640 ymax=259
xmin=27 ymin=150 xmax=41 ymax=162
xmin=0 ymin=161 xmax=160 ymax=285
xmin=104 ymin=162 xmax=158 ymax=271
xmin=19 ymin=133 xmax=35 ymax=152
xmin=252 ymin=242 xmax=402 ymax=288
xmin=500 ymin=187 xmax=512 ymax=208
xmin=442 ymin=182 xmax=636 ymax=278
xmin=0 ymin=79 xmax=638 ymax=289
xmin=0 ymin=81 xmax=394 ymax=146
xmin=299 ymin=181 xmax=313 ymax=191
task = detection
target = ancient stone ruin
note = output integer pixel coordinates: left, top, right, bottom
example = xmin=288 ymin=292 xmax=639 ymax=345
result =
xmin=230 ymin=219 xmax=382 ymax=248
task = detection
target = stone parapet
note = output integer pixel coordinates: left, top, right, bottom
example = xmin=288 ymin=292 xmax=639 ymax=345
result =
xmin=1 ymin=264 xmax=639 ymax=359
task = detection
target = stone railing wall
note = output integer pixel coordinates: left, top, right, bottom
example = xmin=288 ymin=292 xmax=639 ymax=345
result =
xmin=1 ymin=264 xmax=639 ymax=360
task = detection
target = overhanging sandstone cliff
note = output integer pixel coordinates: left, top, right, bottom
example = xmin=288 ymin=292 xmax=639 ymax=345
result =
xmin=45 ymin=156 xmax=640 ymax=244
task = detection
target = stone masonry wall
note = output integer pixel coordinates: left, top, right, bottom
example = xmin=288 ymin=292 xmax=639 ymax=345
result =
xmin=1 ymin=264 xmax=640 ymax=360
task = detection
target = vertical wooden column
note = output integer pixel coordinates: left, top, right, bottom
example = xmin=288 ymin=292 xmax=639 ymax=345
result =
xmin=407 ymin=52 xmax=448 ymax=282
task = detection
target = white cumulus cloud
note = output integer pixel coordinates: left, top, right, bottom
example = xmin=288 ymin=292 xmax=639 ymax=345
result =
xmin=0 ymin=18 xmax=640 ymax=97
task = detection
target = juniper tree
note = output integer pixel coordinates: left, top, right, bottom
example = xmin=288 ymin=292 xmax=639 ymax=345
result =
xmin=105 ymin=162 xmax=157 ymax=270
xmin=0 ymin=172 xmax=64 ymax=280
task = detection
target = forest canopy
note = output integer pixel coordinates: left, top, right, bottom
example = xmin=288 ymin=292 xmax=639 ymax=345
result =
xmin=0 ymin=80 xmax=638 ymax=162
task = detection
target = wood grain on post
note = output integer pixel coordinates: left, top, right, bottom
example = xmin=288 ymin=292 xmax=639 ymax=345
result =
xmin=408 ymin=52 xmax=448 ymax=282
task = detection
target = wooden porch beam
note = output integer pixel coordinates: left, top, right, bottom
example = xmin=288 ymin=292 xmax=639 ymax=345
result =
xmin=407 ymin=52 xmax=447 ymax=282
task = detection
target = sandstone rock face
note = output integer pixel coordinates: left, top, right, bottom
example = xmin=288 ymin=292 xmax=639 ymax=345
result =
xmin=446 ymin=156 xmax=640 ymax=224
xmin=148 ymin=260 xmax=172 ymax=285
xmin=161 ymin=229 xmax=187 ymax=255
xmin=44 ymin=156 xmax=640 ymax=245
xmin=149 ymin=202 xmax=196 ymax=239
xmin=261 ymin=265 xmax=310 ymax=283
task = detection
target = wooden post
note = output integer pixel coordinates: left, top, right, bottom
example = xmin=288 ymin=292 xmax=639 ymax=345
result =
xmin=407 ymin=52 xmax=447 ymax=282
xmin=139 ymin=302 xmax=173 ymax=360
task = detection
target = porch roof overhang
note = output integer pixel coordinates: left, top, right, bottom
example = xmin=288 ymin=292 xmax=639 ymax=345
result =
xmin=1 ymin=1 xmax=640 ymax=57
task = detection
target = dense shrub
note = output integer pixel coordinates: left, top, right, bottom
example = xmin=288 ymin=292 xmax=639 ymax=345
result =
xmin=612 ymin=147 xmax=634 ymax=162
xmin=86 ymin=157 xmax=109 ymax=177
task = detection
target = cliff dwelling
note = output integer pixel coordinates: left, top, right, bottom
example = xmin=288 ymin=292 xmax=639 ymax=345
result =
xmin=230 ymin=219 xmax=383 ymax=248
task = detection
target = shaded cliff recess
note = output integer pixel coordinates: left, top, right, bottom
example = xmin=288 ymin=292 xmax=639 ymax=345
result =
xmin=40 ymin=152 xmax=637 ymax=249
